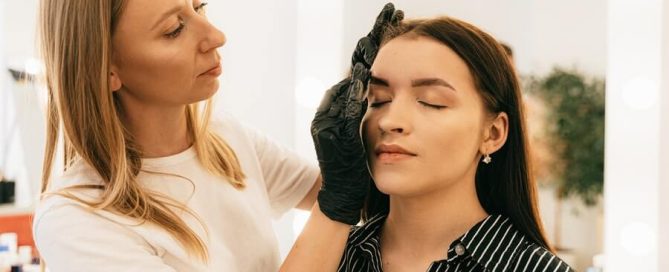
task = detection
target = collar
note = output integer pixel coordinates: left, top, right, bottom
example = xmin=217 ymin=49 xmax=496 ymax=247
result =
xmin=350 ymin=213 xmax=527 ymax=272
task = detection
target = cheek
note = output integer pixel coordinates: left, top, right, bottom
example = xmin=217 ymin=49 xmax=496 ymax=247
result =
xmin=118 ymin=48 xmax=196 ymax=101
xmin=423 ymin=114 xmax=482 ymax=172
xmin=139 ymin=50 xmax=193 ymax=86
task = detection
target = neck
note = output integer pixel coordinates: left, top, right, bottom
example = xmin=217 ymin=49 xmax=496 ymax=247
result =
xmin=118 ymin=95 xmax=192 ymax=158
xmin=381 ymin=176 xmax=488 ymax=262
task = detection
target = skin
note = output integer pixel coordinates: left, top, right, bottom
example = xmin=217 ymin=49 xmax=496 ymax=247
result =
xmin=110 ymin=0 xmax=224 ymax=157
xmin=363 ymin=35 xmax=509 ymax=272
xmin=108 ymin=0 xmax=321 ymax=206
xmin=108 ymin=1 xmax=330 ymax=269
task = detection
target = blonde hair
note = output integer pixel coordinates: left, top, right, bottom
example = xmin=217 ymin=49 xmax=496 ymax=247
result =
xmin=39 ymin=0 xmax=245 ymax=262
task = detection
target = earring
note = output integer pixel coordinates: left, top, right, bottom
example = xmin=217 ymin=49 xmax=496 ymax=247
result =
xmin=482 ymin=154 xmax=492 ymax=164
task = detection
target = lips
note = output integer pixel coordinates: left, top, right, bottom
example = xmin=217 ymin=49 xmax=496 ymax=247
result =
xmin=375 ymin=144 xmax=417 ymax=162
xmin=375 ymin=144 xmax=416 ymax=156
xmin=199 ymin=63 xmax=222 ymax=77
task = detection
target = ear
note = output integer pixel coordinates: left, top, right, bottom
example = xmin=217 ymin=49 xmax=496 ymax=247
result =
xmin=109 ymin=51 xmax=123 ymax=92
xmin=109 ymin=65 xmax=122 ymax=92
xmin=479 ymin=112 xmax=509 ymax=156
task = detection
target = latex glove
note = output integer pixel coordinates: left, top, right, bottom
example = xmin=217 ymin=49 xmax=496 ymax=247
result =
xmin=352 ymin=3 xmax=404 ymax=69
xmin=311 ymin=3 xmax=403 ymax=225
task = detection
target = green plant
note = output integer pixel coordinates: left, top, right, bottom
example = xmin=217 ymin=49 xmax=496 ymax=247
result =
xmin=524 ymin=68 xmax=605 ymax=205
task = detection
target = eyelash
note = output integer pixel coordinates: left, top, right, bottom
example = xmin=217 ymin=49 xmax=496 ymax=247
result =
xmin=166 ymin=19 xmax=185 ymax=38
xmin=369 ymin=101 xmax=389 ymax=108
xmin=369 ymin=100 xmax=446 ymax=109
xmin=418 ymin=101 xmax=447 ymax=109
xmin=165 ymin=2 xmax=209 ymax=39
xmin=194 ymin=2 xmax=208 ymax=14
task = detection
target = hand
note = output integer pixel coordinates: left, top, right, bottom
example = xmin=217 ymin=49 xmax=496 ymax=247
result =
xmin=311 ymin=64 xmax=369 ymax=225
xmin=311 ymin=3 xmax=403 ymax=225
xmin=352 ymin=3 xmax=404 ymax=69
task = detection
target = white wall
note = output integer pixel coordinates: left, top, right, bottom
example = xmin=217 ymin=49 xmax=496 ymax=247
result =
xmin=0 ymin=0 xmax=42 ymax=206
xmin=0 ymin=1 xmax=5 ymax=174
xmin=1 ymin=0 xmax=38 ymax=65
xmin=204 ymin=1 xmax=303 ymax=259
xmin=209 ymin=1 xmax=298 ymax=146
xmin=341 ymin=0 xmax=607 ymax=77
xmin=605 ymin=0 xmax=668 ymax=271
xmin=660 ymin=0 xmax=669 ymax=268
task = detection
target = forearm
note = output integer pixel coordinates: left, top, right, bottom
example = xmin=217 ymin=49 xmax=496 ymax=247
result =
xmin=280 ymin=203 xmax=350 ymax=272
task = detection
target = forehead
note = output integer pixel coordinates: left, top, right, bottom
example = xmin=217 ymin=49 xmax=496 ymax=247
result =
xmin=118 ymin=0 xmax=188 ymax=27
xmin=372 ymin=35 xmax=472 ymax=81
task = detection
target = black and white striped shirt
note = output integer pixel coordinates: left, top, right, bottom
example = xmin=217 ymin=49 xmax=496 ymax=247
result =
xmin=337 ymin=214 xmax=572 ymax=272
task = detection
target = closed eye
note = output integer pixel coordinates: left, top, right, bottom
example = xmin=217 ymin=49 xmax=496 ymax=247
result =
xmin=418 ymin=101 xmax=446 ymax=109
xmin=369 ymin=101 xmax=391 ymax=108
xmin=165 ymin=19 xmax=185 ymax=38
xmin=194 ymin=2 xmax=208 ymax=14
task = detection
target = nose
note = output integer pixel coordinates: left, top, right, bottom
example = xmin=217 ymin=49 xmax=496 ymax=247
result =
xmin=198 ymin=21 xmax=226 ymax=53
xmin=377 ymin=100 xmax=412 ymax=136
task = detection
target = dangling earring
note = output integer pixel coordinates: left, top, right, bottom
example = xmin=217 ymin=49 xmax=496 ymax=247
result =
xmin=482 ymin=153 xmax=492 ymax=164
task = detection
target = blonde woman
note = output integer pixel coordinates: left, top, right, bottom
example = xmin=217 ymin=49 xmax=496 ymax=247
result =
xmin=33 ymin=0 xmax=401 ymax=271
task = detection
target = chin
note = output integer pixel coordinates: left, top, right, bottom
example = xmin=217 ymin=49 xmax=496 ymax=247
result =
xmin=189 ymin=82 xmax=220 ymax=103
xmin=372 ymin=172 xmax=426 ymax=197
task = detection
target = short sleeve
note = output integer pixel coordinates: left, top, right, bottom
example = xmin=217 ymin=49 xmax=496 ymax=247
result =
xmin=249 ymin=127 xmax=320 ymax=216
xmin=33 ymin=201 xmax=177 ymax=272
xmin=245 ymin=125 xmax=320 ymax=217
xmin=212 ymin=114 xmax=320 ymax=217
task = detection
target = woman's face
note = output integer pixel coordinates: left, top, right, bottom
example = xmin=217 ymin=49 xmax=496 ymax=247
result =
xmin=111 ymin=0 xmax=225 ymax=107
xmin=363 ymin=35 xmax=489 ymax=197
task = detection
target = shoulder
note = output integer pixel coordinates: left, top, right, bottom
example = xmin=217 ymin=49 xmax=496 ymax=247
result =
xmin=33 ymin=195 xmax=124 ymax=240
xmin=455 ymin=214 xmax=573 ymax=272
xmin=33 ymin=195 xmax=159 ymax=251
xmin=209 ymin=112 xmax=264 ymax=152
xmin=209 ymin=111 xmax=253 ymax=138
xmin=346 ymin=213 xmax=387 ymax=246
xmin=45 ymin=158 xmax=104 ymax=192
xmin=511 ymin=242 xmax=573 ymax=272
xmin=33 ymin=197 xmax=178 ymax=272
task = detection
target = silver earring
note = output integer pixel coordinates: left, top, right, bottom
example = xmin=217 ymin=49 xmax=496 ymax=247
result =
xmin=482 ymin=154 xmax=492 ymax=164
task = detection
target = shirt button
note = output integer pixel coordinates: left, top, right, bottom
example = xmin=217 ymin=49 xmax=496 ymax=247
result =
xmin=454 ymin=243 xmax=466 ymax=256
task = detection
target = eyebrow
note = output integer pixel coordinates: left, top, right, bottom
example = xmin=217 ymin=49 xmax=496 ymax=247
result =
xmin=369 ymin=75 xmax=456 ymax=91
xmin=151 ymin=4 xmax=184 ymax=31
xmin=411 ymin=78 xmax=456 ymax=91
xmin=369 ymin=75 xmax=389 ymax=86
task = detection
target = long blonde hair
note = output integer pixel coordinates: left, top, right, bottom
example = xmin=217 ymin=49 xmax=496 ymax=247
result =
xmin=39 ymin=0 xmax=245 ymax=261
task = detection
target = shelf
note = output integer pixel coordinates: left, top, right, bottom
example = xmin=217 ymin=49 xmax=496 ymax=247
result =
xmin=0 ymin=203 xmax=35 ymax=216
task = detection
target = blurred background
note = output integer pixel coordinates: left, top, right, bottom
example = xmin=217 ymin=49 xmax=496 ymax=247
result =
xmin=1 ymin=1 xmax=668 ymax=271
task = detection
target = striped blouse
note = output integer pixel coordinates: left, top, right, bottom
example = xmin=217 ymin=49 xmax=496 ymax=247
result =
xmin=337 ymin=214 xmax=573 ymax=272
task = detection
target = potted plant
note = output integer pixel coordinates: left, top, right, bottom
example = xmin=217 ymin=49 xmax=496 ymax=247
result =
xmin=523 ymin=68 xmax=605 ymax=253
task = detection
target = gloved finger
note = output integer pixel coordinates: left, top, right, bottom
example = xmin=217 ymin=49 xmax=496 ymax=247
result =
xmin=368 ymin=3 xmax=395 ymax=42
xmin=316 ymin=130 xmax=341 ymax=166
xmin=390 ymin=9 xmax=404 ymax=27
xmin=344 ymin=79 xmax=366 ymax=121
xmin=315 ymin=78 xmax=350 ymax=115
xmin=351 ymin=62 xmax=371 ymax=84
xmin=352 ymin=37 xmax=379 ymax=69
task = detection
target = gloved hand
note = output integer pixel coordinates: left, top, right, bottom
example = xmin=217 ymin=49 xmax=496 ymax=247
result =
xmin=311 ymin=3 xmax=403 ymax=225
xmin=352 ymin=3 xmax=404 ymax=69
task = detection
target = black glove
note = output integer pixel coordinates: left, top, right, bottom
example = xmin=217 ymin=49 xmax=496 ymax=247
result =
xmin=311 ymin=3 xmax=403 ymax=225
xmin=352 ymin=3 xmax=404 ymax=69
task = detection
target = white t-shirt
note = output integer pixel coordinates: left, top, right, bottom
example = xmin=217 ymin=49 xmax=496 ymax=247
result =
xmin=33 ymin=115 xmax=320 ymax=272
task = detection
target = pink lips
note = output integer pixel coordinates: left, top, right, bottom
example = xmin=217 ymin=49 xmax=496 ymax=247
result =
xmin=200 ymin=63 xmax=222 ymax=77
xmin=375 ymin=144 xmax=417 ymax=163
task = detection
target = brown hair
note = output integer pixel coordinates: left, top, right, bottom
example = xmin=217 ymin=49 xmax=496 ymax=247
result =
xmin=362 ymin=16 xmax=552 ymax=251
xmin=39 ymin=0 xmax=245 ymax=262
